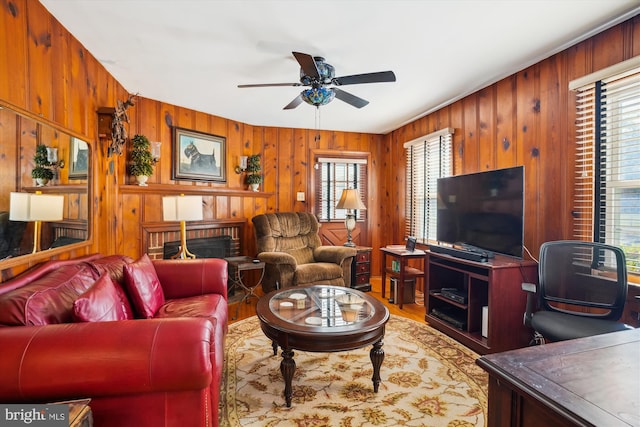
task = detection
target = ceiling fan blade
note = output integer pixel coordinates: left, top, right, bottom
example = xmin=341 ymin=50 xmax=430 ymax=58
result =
xmin=333 ymin=70 xmax=396 ymax=86
xmin=238 ymin=82 xmax=301 ymax=88
xmin=283 ymin=95 xmax=303 ymax=110
xmin=292 ymin=51 xmax=320 ymax=79
xmin=333 ymin=88 xmax=369 ymax=109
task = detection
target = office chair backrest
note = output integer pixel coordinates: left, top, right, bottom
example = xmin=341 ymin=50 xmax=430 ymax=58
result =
xmin=538 ymin=240 xmax=628 ymax=321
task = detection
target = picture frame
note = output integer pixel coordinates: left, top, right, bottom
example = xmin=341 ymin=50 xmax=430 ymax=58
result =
xmin=69 ymin=137 xmax=89 ymax=179
xmin=172 ymin=127 xmax=226 ymax=182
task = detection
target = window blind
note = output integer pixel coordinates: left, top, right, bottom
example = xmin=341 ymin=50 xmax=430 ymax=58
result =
xmin=573 ymin=67 xmax=640 ymax=273
xmin=314 ymin=157 xmax=368 ymax=222
xmin=404 ymin=128 xmax=453 ymax=242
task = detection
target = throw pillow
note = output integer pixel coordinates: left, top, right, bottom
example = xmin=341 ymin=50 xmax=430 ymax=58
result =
xmin=123 ymin=254 xmax=165 ymax=318
xmin=73 ymin=274 xmax=129 ymax=322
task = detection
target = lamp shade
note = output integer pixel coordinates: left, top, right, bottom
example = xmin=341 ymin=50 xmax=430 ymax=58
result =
xmin=335 ymin=189 xmax=366 ymax=211
xmin=9 ymin=192 xmax=64 ymax=221
xmin=162 ymin=195 xmax=203 ymax=221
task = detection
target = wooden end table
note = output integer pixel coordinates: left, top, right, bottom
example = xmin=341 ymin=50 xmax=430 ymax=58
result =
xmin=380 ymin=246 xmax=425 ymax=309
xmin=256 ymin=284 xmax=390 ymax=407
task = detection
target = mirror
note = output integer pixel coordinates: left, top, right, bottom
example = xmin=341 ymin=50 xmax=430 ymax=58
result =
xmin=0 ymin=103 xmax=90 ymax=262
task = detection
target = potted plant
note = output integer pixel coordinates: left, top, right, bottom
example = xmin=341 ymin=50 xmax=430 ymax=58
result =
xmin=245 ymin=154 xmax=262 ymax=191
xmin=31 ymin=144 xmax=54 ymax=186
xmin=129 ymin=134 xmax=154 ymax=186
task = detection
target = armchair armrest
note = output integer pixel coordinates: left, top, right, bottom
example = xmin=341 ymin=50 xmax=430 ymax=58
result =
xmin=153 ymin=258 xmax=228 ymax=300
xmin=313 ymin=246 xmax=357 ymax=265
xmin=0 ymin=318 xmax=214 ymax=402
xmin=522 ymin=282 xmax=537 ymax=328
xmin=257 ymin=252 xmax=297 ymax=266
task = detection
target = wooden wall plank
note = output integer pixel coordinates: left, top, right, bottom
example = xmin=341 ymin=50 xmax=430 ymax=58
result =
xmin=0 ymin=0 xmax=28 ymax=105
xmin=478 ymin=86 xmax=496 ymax=170
xmin=25 ymin=1 xmax=53 ymax=118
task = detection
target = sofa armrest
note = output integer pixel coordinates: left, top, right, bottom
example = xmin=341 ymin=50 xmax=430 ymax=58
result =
xmin=0 ymin=318 xmax=214 ymax=402
xmin=314 ymin=246 xmax=357 ymax=265
xmin=153 ymin=258 xmax=228 ymax=300
xmin=257 ymin=251 xmax=297 ymax=266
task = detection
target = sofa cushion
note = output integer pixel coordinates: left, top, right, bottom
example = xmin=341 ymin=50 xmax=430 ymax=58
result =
xmin=87 ymin=255 xmax=135 ymax=318
xmin=73 ymin=274 xmax=130 ymax=322
xmin=0 ymin=264 xmax=99 ymax=326
xmin=123 ymin=254 xmax=165 ymax=318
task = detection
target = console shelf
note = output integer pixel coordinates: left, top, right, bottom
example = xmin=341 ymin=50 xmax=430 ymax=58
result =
xmin=424 ymin=250 xmax=537 ymax=354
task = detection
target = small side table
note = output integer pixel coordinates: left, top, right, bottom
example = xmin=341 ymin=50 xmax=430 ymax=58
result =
xmin=380 ymin=247 xmax=425 ymax=309
xmin=225 ymin=256 xmax=265 ymax=320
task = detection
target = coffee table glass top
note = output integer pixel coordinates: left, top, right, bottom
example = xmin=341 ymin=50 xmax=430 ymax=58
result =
xmin=269 ymin=285 xmax=375 ymax=328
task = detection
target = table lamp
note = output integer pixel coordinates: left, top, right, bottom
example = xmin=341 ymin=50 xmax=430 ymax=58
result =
xmin=10 ymin=191 xmax=64 ymax=253
xmin=162 ymin=194 xmax=203 ymax=259
xmin=335 ymin=188 xmax=366 ymax=247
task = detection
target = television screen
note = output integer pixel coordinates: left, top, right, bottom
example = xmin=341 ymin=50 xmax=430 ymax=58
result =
xmin=437 ymin=166 xmax=524 ymax=258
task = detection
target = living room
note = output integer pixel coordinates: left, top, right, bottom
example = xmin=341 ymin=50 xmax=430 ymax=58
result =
xmin=1 ymin=1 xmax=640 ymax=426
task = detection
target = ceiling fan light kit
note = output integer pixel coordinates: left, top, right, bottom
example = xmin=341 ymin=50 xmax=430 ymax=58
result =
xmin=302 ymin=87 xmax=335 ymax=107
xmin=238 ymin=51 xmax=396 ymax=110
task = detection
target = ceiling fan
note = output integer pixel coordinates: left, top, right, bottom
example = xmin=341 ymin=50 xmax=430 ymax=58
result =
xmin=238 ymin=52 xmax=396 ymax=109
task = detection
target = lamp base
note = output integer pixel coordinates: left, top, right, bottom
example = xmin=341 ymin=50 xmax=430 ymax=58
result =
xmin=343 ymin=241 xmax=356 ymax=248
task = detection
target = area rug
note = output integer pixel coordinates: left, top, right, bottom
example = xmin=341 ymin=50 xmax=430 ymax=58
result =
xmin=220 ymin=315 xmax=488 ymax=426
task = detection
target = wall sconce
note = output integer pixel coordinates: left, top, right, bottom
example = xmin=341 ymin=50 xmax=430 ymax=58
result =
xmin=46 ymin=147 xmax=65 ymax=169
xmin=162 ymin=194 xmax=203 ymax=259
xmin=235 ymin=155 xmax=248 ymax=174
xmin=151 ymin=141 xmax=162 ymax=163
xmin=335 ymin=188 xmax=367 ymax=247
xmin=9 ymin=191 xmax=64 ymax=253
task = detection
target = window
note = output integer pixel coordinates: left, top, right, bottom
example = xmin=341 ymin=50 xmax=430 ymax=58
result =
xmin=315 ymin=157 xmax=367 ymax=222
xmin=404 ymin=128 xmax=453 ymax=243
xmin=573 ymin=60 xmax=640 ymax=274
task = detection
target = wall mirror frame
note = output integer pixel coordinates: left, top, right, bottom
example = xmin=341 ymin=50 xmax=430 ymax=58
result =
xmin=0 ymin=100 xmax=92 ymax=271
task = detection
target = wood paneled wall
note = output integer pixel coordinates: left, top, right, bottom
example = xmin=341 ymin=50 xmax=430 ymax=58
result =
xmin=1 ymin=0 xmax=639 ymax=294
xmin=383 ymin=14 xmax=640 ymax=265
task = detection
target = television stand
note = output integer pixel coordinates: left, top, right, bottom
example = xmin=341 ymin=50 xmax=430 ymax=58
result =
xmin=425 ymin=250 xmax=537 ymax=354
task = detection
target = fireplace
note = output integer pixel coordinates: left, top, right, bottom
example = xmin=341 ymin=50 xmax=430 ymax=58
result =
xmin=163 ymin=236 xmax=231 ymax=259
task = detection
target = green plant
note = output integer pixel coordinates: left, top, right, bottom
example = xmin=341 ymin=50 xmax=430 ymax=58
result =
xmin=129 ymin=134 xmax=154 ymax=177
xmin=245 ymin=154 xmax=262 ymax=184
xmin=31 ymin=144 xmax=54 ymax=180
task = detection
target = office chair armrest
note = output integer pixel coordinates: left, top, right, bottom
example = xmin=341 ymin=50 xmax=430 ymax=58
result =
xmin=522 ymin=282 xmax=537 ymax=328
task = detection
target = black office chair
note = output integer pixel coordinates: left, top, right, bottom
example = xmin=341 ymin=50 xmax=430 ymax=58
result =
xmin=523 ymin=240 xmax=633 ymax=344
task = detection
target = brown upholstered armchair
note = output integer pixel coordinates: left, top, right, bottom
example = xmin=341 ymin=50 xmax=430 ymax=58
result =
xmin=252 ymin=212 xmax=357 ymax=292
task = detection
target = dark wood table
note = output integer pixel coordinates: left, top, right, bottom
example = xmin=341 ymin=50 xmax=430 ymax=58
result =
xmin=380 ymin=246 xmax=425 ymax=308
xmin=477 ymin=328 xmax=640 ymax=427
xmin=256 ymin=284 xmax=390 ymax=407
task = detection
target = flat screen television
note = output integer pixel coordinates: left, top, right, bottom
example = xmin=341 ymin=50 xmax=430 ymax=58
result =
xmin=436 ymin=166 xmax=524 ymax=258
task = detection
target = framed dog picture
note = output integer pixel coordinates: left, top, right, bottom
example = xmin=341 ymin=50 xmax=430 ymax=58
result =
xmin=172 ymin=127 xmax=226 ymax=182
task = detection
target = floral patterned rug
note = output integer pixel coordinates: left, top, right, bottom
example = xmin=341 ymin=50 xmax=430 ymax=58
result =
xmin=220 ymin=315 xmax=487 ymax=426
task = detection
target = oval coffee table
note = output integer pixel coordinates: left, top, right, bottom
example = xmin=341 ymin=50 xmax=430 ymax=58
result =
xmin=256 ymin=284 xmax=390 ymax=407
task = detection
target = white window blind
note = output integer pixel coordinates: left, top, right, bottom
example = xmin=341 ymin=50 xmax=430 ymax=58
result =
xmin=573 ymin=67 xmax=640 ymax=274
xmin=404 ymin=128 xmax=453 ymax=242
xmin=315 ymin=157 xmax=368 ymax=222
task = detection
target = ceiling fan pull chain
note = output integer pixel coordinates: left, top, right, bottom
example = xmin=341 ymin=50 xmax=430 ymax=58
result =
xmin=315 ymin=106 xmax=321 ymax=130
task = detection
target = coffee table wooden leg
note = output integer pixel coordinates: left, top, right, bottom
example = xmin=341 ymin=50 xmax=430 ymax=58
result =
xmin=370 ymin=339 xmax=384 ymax=392
xmin=272 ymin=340 xmax=278 ymax=356
xmin=280 ymin=348 xmax=296 ymax=407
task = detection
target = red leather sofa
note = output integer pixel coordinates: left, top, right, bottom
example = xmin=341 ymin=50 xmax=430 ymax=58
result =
xmin=0 ymin=253 xmax=228 ymax=427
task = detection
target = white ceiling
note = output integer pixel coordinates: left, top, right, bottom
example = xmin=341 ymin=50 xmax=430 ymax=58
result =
xmin=40 ymin=0 xmax=640 ymax=134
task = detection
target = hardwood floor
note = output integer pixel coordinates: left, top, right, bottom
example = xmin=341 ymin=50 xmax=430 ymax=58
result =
xmin=228 ymin=277 xmax=426 ymax=324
